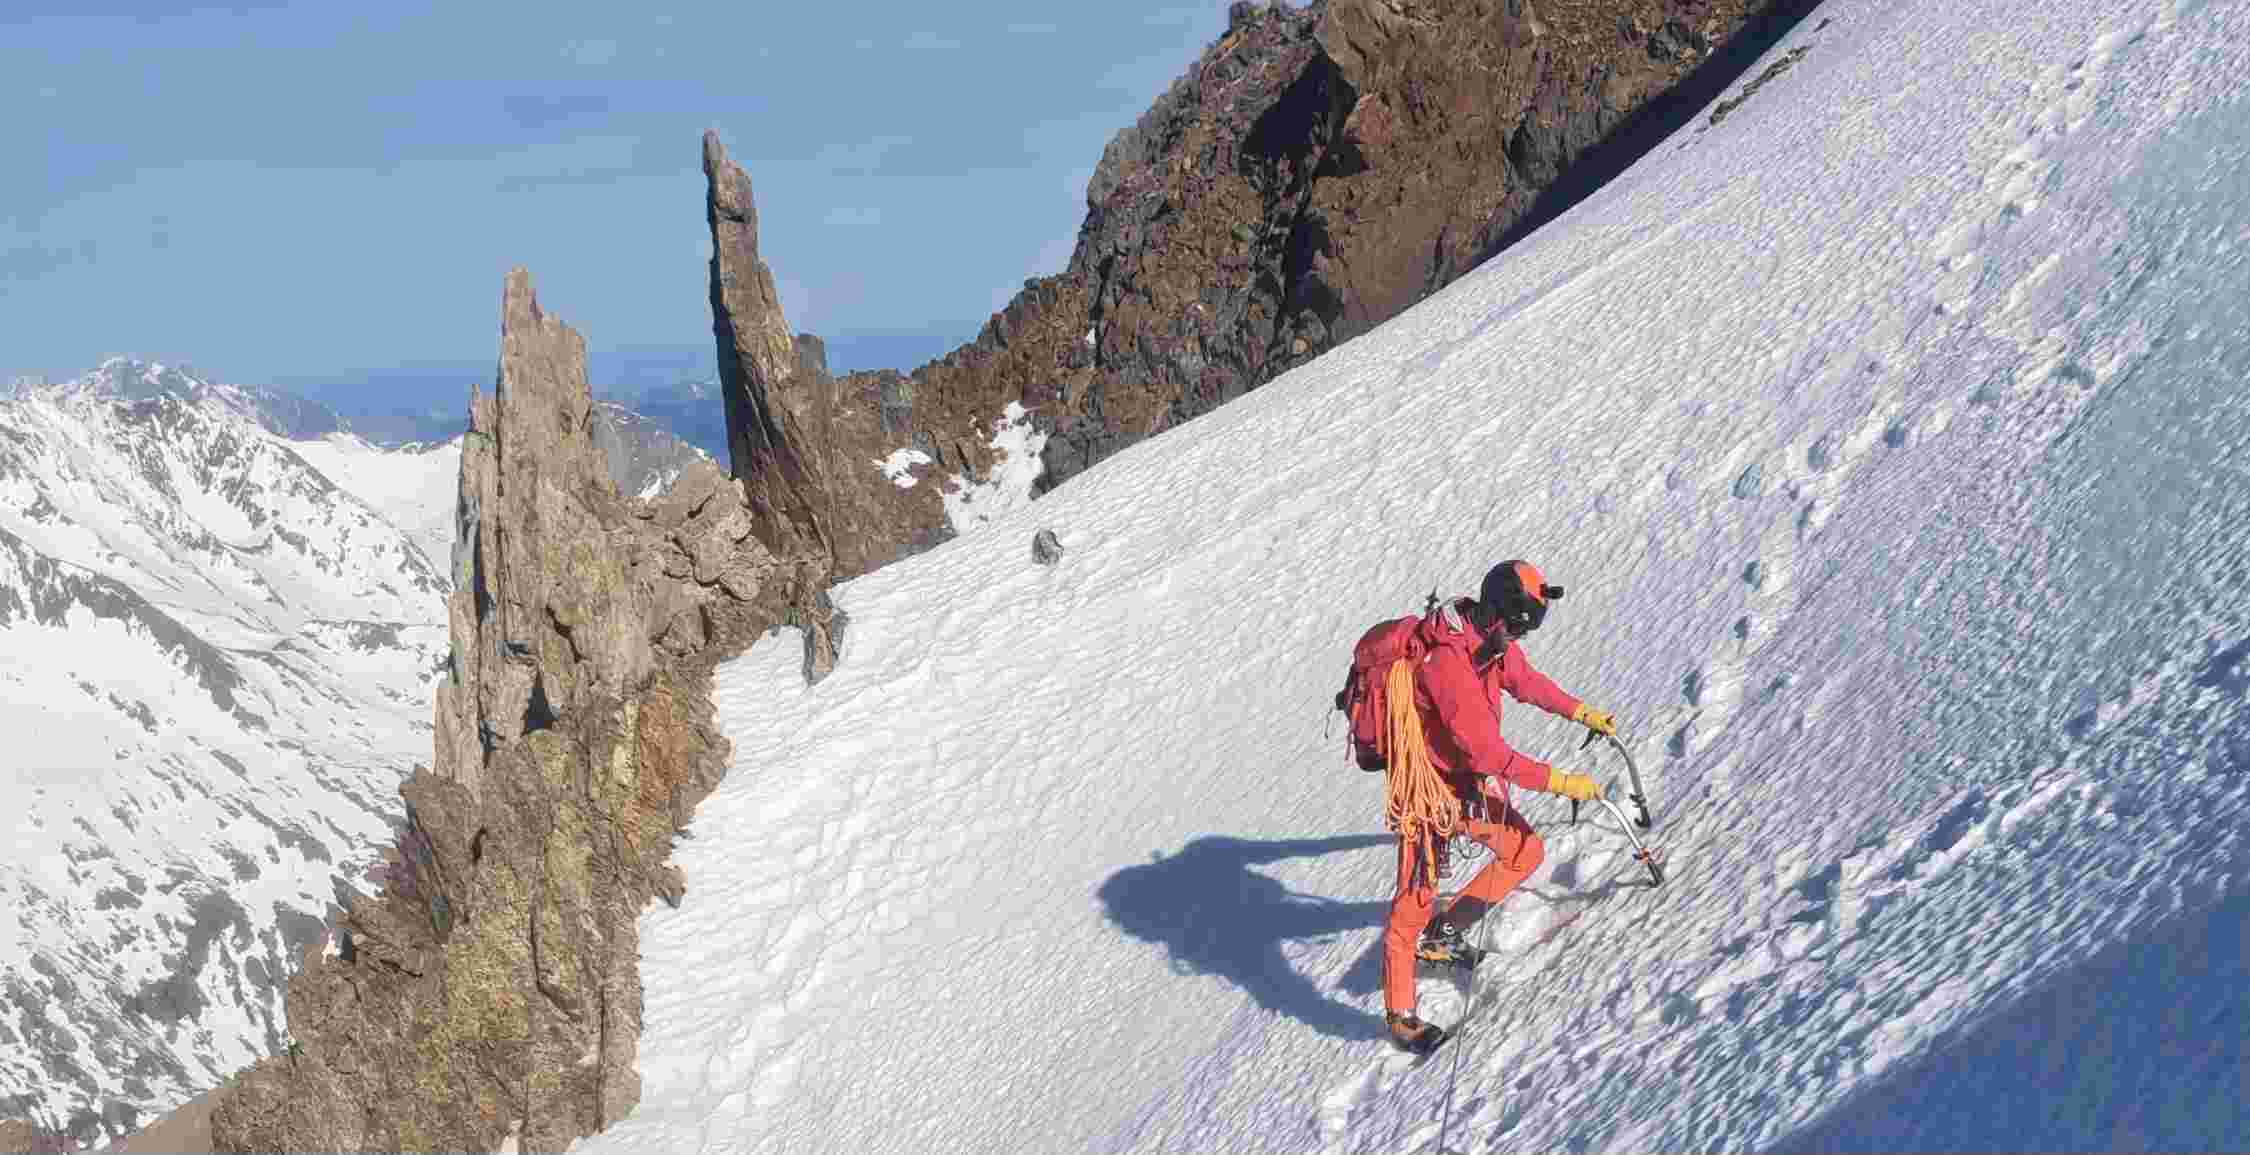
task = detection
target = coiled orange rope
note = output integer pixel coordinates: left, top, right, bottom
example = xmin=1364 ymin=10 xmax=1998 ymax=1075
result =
xmin=1381 ymin=657 xmax=1461 ymax=887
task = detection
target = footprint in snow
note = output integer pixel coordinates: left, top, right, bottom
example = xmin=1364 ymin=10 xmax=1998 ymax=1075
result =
xmin=1927 ymin=7 xmax=2165 ymax=327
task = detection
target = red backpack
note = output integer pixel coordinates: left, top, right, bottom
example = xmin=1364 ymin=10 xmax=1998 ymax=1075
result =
xmin=1333 ymin=612 xmax=1432 ymax=771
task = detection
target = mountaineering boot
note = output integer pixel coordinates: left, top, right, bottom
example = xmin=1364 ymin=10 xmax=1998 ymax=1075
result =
xmin=1418 ymin=893 xmax=1494 ymax=968
xmin=1416 ymin=918 xmax=1487 ymax=970
xmin=1386 ymin=1011 xmax=1449 ymax=1056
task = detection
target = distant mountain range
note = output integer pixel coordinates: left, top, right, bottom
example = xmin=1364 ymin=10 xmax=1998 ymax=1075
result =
xmin=225 ymin=331 xmax=971 ymax=455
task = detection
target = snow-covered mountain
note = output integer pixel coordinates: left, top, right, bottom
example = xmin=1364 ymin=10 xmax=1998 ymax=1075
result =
xmin=287 ymin=433 xmax=461 ymax=578
xmin=0 ymin=354 xmax=737 ymax=1143
xmin=63 ymin=356 xmax=354 ymax=442
xmin=0 ymin=360 xmax=452 ymax=1139
xmin=584 ymin=1 xmax=2250 ymax=1153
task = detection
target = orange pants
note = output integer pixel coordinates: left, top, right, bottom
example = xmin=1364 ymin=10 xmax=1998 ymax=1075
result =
xmin=1382 ymin=801 xmax=1545 ymax=1014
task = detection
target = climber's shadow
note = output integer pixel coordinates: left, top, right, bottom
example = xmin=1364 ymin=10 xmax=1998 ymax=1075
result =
xmin=1098 ymin=834 xmax=1392 ymax=1041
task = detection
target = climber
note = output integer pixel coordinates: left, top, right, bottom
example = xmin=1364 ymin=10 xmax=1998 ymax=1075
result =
xmin=1351 ymin=560 xmax=1619 ymax=1056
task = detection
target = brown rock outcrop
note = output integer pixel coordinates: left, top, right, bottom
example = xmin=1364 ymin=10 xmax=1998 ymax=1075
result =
xmin=709 ymin=0 xmax=1822 ymax=571
xmin=197 ymin=270 xmax=831 ymax=1153
xmin=703 ymin=135 xmax=834 ymax=567
xmin=704 ymin=131 xmax=953 ymax=580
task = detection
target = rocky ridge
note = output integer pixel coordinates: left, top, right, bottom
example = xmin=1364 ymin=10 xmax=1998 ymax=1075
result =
xmin=710 ymin=0 xmax=1821 ymax=575
xmin=195 ymin=271 xmax=837 ymax=1152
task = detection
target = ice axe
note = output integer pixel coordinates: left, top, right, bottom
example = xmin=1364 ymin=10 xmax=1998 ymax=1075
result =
xmin=1586 ymin=793 xmax=1665 ymax=887
xmin=1574 ymin=728 xmax=1654 ymax=829
xmin=1563 ymin=730 xmax=1663 ymax=886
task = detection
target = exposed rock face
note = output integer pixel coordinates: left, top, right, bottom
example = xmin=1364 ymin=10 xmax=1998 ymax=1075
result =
xmin=200 ymin=270 xmax=833 ymax=1153
xmin=703 ymin=131 xmax=952 ymax=580
xmin=707 ymin=0 xmax=1820 ymax=570
xmin=703 ymin=132 xmax=834 ymax=566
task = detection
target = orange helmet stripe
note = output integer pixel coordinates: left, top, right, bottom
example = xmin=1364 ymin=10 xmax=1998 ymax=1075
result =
xmin=1514 ymin=561 xmax=1549 ymax=605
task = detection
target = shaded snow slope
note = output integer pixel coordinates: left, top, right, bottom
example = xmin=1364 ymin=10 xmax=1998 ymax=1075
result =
xmin=586 ymin=0 xmax=2249 ymax=1152
xmin=0 ymin=370 xmax=449 ymax=1142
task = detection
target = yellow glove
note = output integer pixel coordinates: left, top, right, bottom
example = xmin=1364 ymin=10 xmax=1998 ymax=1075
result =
xmin=1572 ymin=703 xmax=1619 ymax=738
xmin=1546 ymin=768 xmax=1605 ymax=802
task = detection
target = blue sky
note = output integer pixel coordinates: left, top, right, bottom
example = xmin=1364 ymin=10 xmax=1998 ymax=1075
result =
xmin=2 ymin=1 xmax=1229 ymax=385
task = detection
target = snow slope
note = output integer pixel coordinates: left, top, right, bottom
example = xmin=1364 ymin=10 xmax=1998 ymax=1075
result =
xmin=584 ymin=1 xmax=2250 ymax=1152
xmin=0 ymin=364 xmax=450 ymax=1141
xmin=291 ymin=432 xmax=461 ymax=572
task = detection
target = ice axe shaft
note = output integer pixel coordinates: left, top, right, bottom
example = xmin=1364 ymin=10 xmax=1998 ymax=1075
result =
xmin=1580 ymin=728 xmax=1653 ymax=829
xmin=1587 ymin=795 xmax=1666 ymax=888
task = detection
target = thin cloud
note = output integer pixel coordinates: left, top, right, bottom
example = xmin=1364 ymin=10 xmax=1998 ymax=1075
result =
xmin=490 ymin=135 xmax=647 ymax=193
xmin=563 ymin=38 xmax=619 ymax=67
xmin=903 ymin=29 xmax=962 ymax=53
xmin=811 ymin=134 xmax=916 ymax=178
xmin=502 ymin=91 xmax=612 ymax=131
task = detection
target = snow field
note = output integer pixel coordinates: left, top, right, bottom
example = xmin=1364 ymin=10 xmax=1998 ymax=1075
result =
xmin=587 ymin=0 xmax=2250 ymax=1151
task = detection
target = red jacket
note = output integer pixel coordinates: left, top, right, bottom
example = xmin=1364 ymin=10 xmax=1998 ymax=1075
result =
xmin=1411 ymin=599 xmax=1583 ymax=799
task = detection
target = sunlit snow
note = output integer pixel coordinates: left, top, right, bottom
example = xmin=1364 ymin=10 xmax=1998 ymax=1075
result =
xmin=876 ymin=446 xmax=935 ymax=489
xmin=938 ymin=400 xmax=1048 ymax=532
xmin=292 ymin=432 xmax=461 ymax=573
xmin=875 ymin=402 xmax=1050 ymax=531
xmin=583 ymin=1 xmax=2250 ymax=1153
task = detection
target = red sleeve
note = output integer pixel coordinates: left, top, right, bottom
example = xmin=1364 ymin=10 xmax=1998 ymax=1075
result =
xmin=1423 ymin=647 xmax=1552 ymax=791
xmin=1500 ymin=640 xmax=1583 ymax=719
